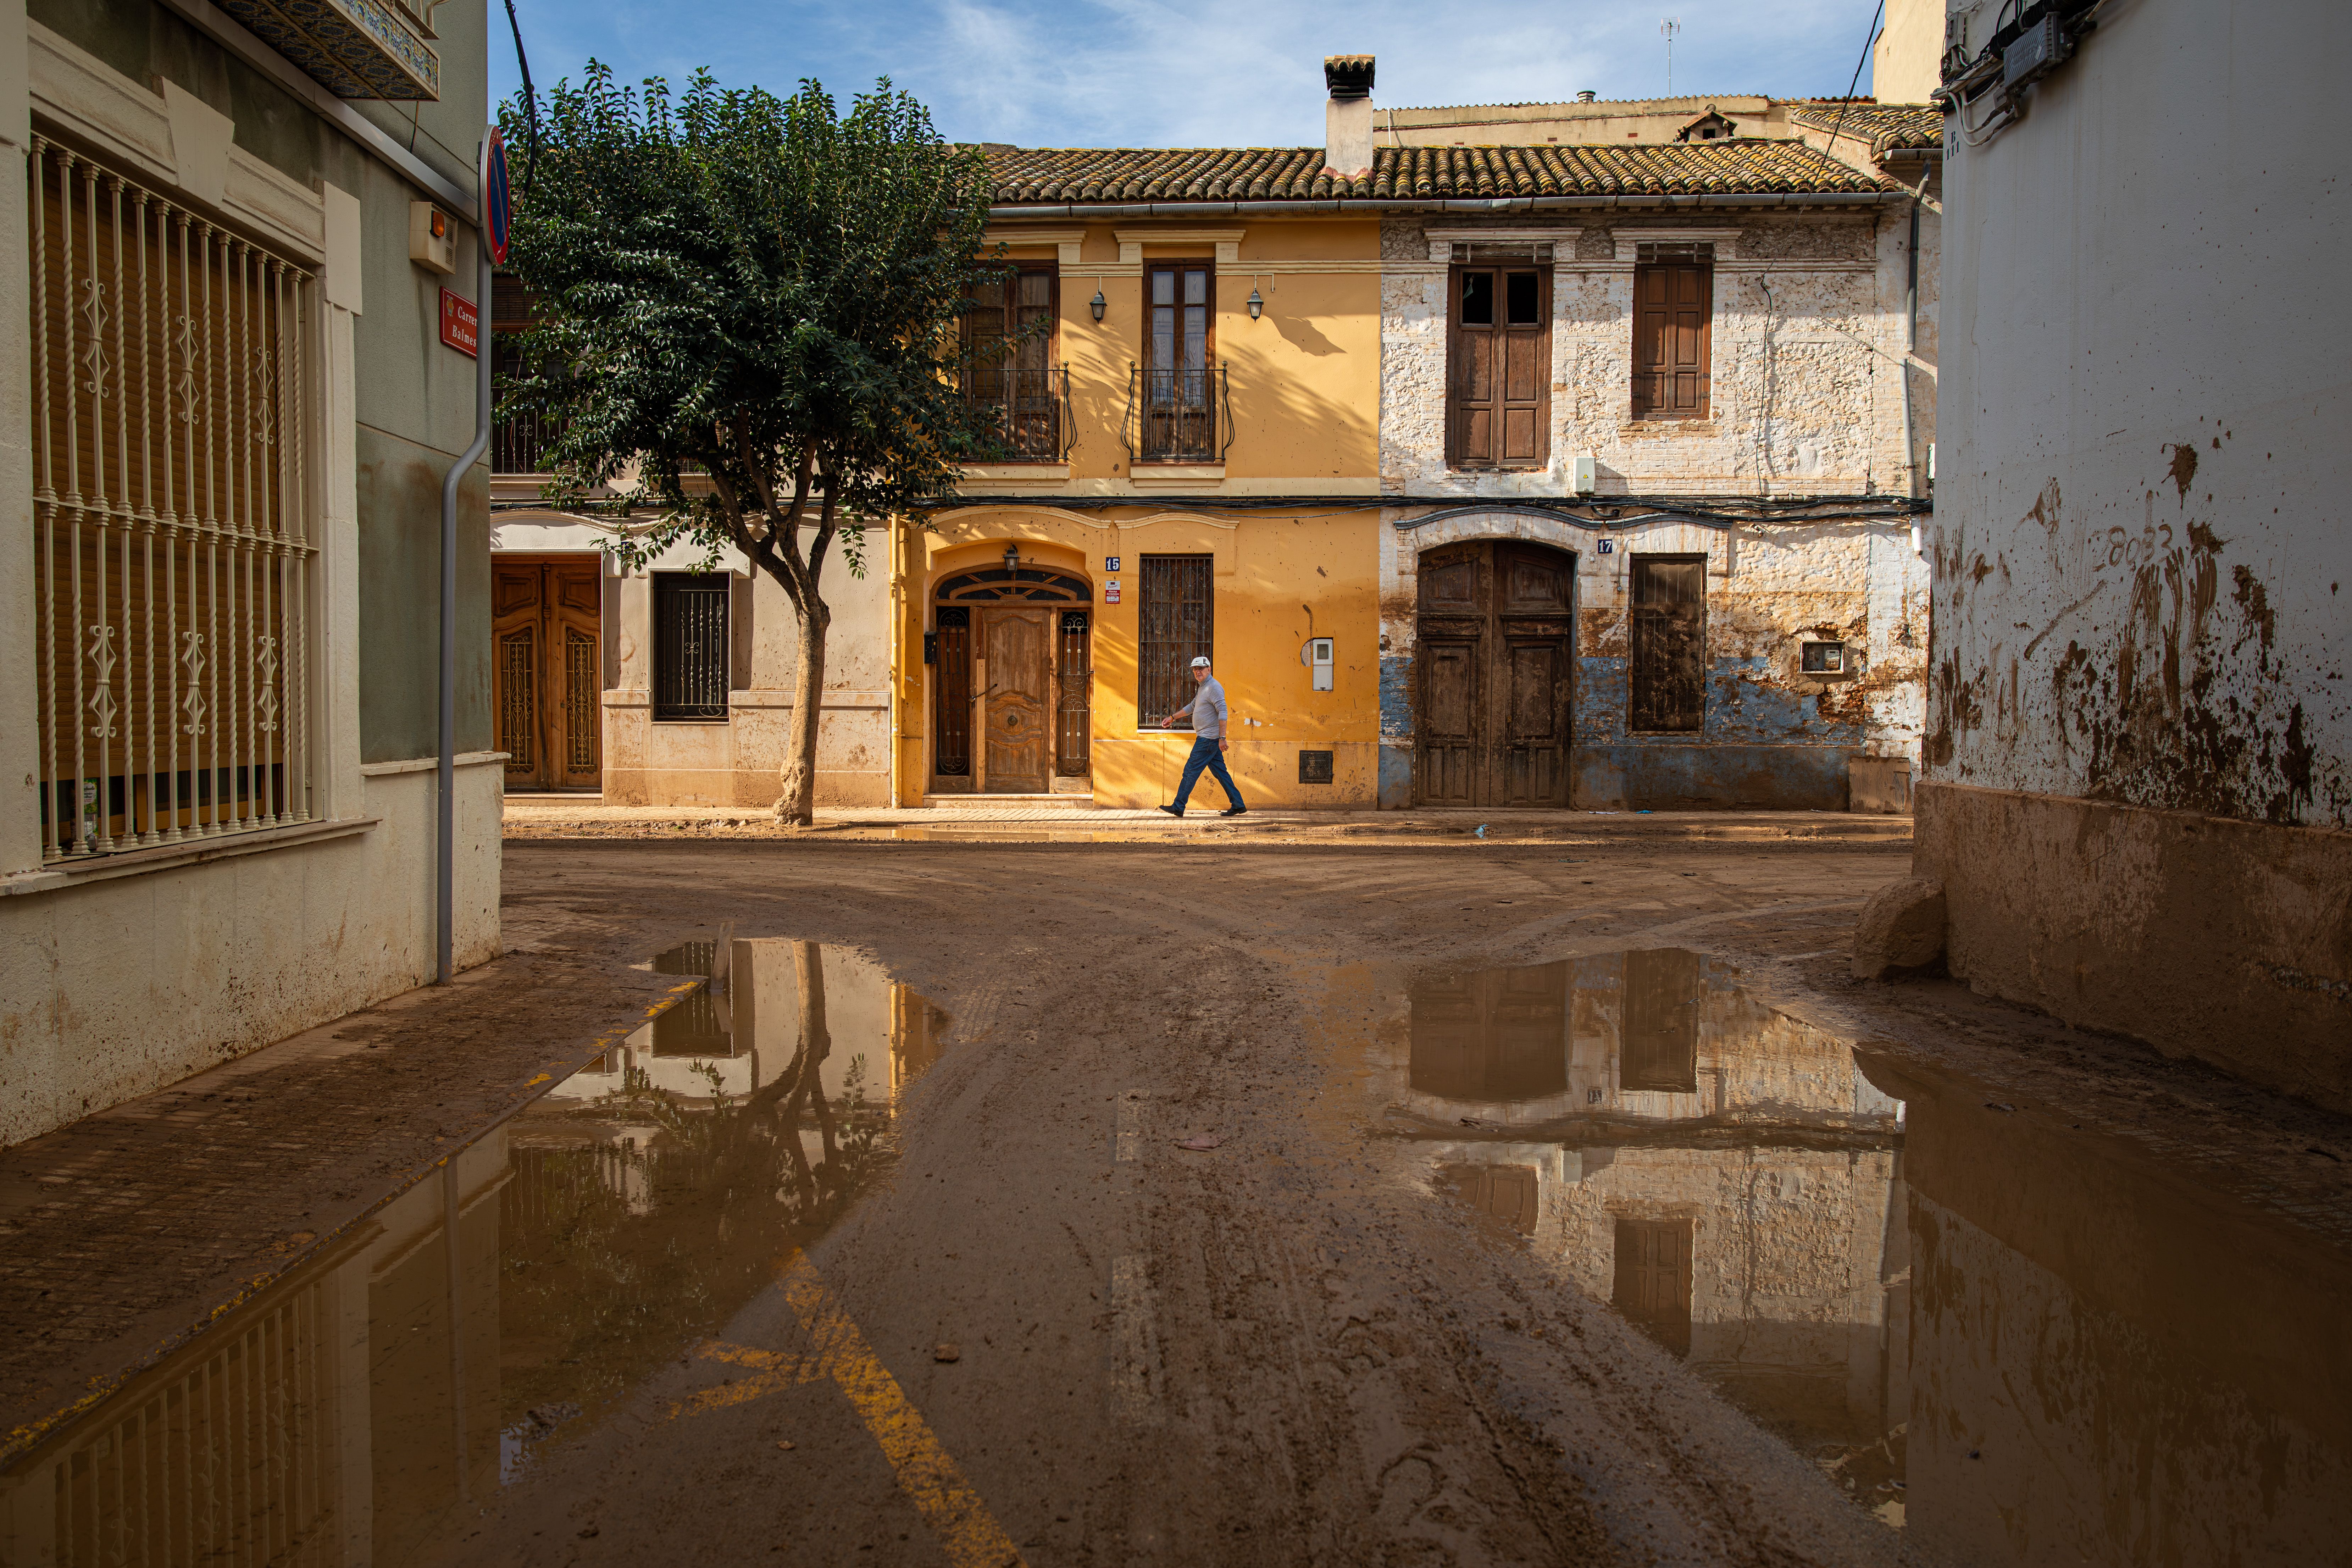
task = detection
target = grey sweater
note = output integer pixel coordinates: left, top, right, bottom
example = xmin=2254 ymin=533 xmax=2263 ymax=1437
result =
xmin=1175 ymin=677 xmax=1228 ymax=739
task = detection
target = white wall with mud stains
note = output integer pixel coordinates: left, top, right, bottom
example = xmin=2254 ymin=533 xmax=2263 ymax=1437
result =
xmin=1932 ymin=0 xmax=2350 ymax=827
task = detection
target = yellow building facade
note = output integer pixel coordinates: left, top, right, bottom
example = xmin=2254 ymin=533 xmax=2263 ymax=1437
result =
xmin=892 ymin=207 xmax=1387 ymax=810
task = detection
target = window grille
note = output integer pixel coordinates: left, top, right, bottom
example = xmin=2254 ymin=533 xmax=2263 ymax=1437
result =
xmin=1138 ymin=556 xmax=1212 ymax=727
xmin=652 ymin=573 xmax=730 ymax=720
xmin=28 ymin=138 xmax=315 ymax=861
xmin=1634 ymin=241 xmax=1715 ymax=265
xmin=1449 ymin=242 xmax=1554 ymax=265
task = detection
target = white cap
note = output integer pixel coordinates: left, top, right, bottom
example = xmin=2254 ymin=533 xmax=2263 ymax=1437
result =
xmin=1189 ymin=655 xmax=1212 ymax=668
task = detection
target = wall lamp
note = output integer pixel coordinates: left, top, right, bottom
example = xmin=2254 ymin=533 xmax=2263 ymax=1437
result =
xmin=1003 ymin=545 xmax=1021 ymax=572
xmin=1089 ymin=285 xmax=1106 ymax=323
xmin=1247 ymin=286 xmax=1264 ymax=320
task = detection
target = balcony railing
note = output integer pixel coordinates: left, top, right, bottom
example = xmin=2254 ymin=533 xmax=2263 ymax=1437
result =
xmin=1125 ymin=365 xmax=1231 ymax=464
xmin=961 ymin=366 xmax=1071 ymax=462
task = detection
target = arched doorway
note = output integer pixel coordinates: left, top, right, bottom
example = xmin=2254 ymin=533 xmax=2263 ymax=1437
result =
xmin=1414 ymin=539 xmax=1575 ymax=806
xmin=930 ymin=561 xmax=1093 ymax=794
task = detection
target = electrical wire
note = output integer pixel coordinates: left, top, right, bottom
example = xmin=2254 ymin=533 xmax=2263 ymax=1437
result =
xmin=1823 ymin=1 xmax=1886 ymax=157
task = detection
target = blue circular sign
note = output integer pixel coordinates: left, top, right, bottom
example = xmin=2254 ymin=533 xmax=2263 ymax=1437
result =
xmin=484 ymin=127 xmax=512 ymax=265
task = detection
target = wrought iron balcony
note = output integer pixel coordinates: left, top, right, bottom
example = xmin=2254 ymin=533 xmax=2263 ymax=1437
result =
xmin=1125 ymin=366 xmax=1231 ymax=464
xmin=961 ymin=366 xmax=1071 ymax=462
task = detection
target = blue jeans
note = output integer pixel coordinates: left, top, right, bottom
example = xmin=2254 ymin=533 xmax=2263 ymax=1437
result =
xmin=1173 ymin=735 xmax=1243 ymax=811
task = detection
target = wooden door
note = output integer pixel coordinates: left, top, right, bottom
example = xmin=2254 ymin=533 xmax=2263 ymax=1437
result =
xmin=1414 ymin=541 xmax=1574 ymax=807
xmin=1441 ymin=1164 xmax=1542 ymax=1235
xmin=492 ymin=558 xmax=603 ymax=791
xmin=981 ymin=608 xmax=1051 ymax=793
xmin=1613 ymin=1218 xmax=1694 ymax=1356
xmin=1409 ymin=961 xmax=1571 ymax=1102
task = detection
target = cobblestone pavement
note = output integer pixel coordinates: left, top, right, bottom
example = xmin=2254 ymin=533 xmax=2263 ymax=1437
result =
xmin=0 ymin=947 xmax=694 ymax=1457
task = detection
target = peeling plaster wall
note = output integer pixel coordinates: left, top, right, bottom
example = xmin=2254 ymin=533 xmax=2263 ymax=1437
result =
xmin=1380 ymin=216 xmax=1913 ymax=499
xmin=1376 ymin=509 xmax=1928 ymax=809
xmin=1924 ymin=0 xmax=2350 ymax=1092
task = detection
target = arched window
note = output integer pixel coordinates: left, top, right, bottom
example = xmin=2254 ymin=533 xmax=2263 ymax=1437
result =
xmin=933 ymin=567 xmax=1092 ymax=605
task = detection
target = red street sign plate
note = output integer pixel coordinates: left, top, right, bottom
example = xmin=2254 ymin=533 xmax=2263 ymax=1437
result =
xmin=440 ymin=287 xmax=479 ymax=357
xmin=1104 ymin=587 xmax=1121 ymax=604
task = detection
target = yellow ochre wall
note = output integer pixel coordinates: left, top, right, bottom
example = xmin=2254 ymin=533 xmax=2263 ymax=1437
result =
xmin=891 ymin=216 xmax=1387 ymax=808
xmin=894 ymin=508 xmax=1386 ymax=808
xmin=987 ymin=219 xmax=1381 ymax=489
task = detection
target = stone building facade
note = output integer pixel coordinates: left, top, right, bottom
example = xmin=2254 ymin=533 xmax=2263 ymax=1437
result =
xmin=1369 ymin=101 xmax=1943 ymax=810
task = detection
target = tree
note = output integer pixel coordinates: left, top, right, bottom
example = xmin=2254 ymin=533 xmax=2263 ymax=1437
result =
xmin=501 ymin=66 xmax=1008 ymax=823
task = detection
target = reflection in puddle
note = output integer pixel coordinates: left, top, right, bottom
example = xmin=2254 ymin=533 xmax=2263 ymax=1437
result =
xmin=1393 ymin=951 xmax=2352 ymax=1560
xmin=0 ymin=940 xmax=944 ymax=1568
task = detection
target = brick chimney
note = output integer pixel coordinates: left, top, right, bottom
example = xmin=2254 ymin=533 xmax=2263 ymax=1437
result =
xmin=1322 ymin=55 xmax=1375 ymax=180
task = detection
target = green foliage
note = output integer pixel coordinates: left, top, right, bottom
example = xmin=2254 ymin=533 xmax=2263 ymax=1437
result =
xmin=498 ymin=64 xmax=1006 ymax=598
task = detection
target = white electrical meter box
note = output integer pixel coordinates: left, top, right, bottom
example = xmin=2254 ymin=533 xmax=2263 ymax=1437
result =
xmin=1308 ymin=637 xmax=1335 ymax=691
xmin=410 ymin=202 xmax=456 ymax=275
xmin=1571 ymin=452 xmax=1596 ymax=494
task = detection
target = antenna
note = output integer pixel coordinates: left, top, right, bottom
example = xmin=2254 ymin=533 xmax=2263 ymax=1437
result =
xmin=1661 ymin=17 xmax=1681 ymax=95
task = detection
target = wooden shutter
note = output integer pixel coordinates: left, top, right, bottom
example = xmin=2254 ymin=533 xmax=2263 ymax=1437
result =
xmin=1632 ymin=261 xmax=1712 ymax=419
xmin=1449 ymin=266 xmax=1550 ymax=468
xmin=1612 ymin=1218 xmax=1693 ymax=1356
xmin=1629 ymin=556 xmax=1705 ymax=733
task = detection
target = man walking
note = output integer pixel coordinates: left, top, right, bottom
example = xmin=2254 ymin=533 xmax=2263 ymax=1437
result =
xmin=1159 ymin=656 xmax=1247 ymax=818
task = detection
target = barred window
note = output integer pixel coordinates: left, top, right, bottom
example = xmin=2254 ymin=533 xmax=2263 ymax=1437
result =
xmin=1138 ymin=555 xmax=1212 ymax=728
xmin=652 ymin=573 xmax=729 ymax=721
xmin=29 ymin=138 xmax=315 ymax=861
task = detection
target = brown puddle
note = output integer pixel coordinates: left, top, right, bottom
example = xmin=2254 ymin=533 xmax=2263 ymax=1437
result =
xmin=0 ymin=940 xmax=944 ymax=1568
xmin=1384 ymin=950 xmax=2352 ymax=1561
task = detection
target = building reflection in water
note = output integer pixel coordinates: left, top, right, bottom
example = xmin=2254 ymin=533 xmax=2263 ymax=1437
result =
xmin=1394 ymin=949 xmax=2352 ymax=1558
xmin=0 ymin=941 xmax=945 ymax=1568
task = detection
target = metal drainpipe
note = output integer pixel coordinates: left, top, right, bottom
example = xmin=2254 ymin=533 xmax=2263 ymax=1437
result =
xmin=1901 ymin=196 xmax=1920 ymax=501
xmin=437 ymin=239 xmax=493 ymax=984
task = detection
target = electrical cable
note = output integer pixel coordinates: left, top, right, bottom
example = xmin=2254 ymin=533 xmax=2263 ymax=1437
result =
xmin=501 ymin=0 xmax=539 ymax=192
xmin=1823 ymin=1 xmax=1886 ymax=158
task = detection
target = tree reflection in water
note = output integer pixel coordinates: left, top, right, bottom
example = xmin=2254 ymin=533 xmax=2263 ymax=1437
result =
xmin=498 ymin=941 xmax=900 ymax=1450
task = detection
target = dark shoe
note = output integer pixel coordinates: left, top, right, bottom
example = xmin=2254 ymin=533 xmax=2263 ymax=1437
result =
xmin=1219 ymin=805 xmax=1248 ymax=817
xmin=1158 ymin=805 xmax=1184 ymax=818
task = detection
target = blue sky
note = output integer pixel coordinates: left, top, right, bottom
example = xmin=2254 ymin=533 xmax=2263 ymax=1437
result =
xmin=487 ymin=0 xmax=1888 ymax=149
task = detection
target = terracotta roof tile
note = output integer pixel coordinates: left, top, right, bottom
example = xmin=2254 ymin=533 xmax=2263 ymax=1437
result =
xmin=984 ymin=140 xmax=1890 ymax=205
xmin=1787 ymin=103 xmax=1945 ymax=157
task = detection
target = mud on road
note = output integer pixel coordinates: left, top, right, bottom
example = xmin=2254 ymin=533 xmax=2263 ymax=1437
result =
xmin=12 ymin=834 xmax=2350 ymax=1568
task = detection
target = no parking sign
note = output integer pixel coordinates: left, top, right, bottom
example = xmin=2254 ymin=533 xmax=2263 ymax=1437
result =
xmin=483 ymin=127 xmax=512 ymax=265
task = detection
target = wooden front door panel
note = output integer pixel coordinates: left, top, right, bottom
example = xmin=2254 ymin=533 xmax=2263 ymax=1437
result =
xmin=493 ymin=559 xmax=604 ymax=791
xmin=1613 ymin=1217 xmax=1694 ymax=1356
xmin=1417 ymin=638 xmax=1482 ymax=806
xmin=1416 ymin=541 xmax=1573 ymax=807
xmin=982 ymin=609 xmax=1051 ymax=793
xmin=551 ymin=564 xmax=602 ymax=787
xmin=1409 ymin=961 xmax=1570 ymax=1103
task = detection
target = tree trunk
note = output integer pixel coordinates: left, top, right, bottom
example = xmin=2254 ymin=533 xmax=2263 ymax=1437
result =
xmin=776 ymin=597 xmax=831 ymax=825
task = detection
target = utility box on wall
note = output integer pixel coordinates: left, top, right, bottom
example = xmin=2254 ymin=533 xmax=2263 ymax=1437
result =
xmin=1305 ymin=637 xmax=1334 ymax=691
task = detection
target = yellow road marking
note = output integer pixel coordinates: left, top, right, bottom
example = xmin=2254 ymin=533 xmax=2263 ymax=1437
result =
xmin=668 ymin=1339 xmax=824 ymax=1419
xmin=782 ymin=1253 xmax=1028 ymax=1568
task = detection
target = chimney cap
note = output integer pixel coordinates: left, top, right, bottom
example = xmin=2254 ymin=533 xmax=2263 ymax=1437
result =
xmin=1324 ymin=55 xmax=1375 ymax=100
xmin=1576 ymin=89 xmax=1597 ymax=103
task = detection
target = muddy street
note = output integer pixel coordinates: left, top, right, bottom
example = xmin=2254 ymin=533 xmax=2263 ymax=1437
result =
xmin=7 ymin=833 xmax=2350 ymax=1568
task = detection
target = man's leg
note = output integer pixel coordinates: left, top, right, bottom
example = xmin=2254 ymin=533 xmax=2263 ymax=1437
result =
xmin=1170 ymin=736 xmax=1217 ymax=811
xmin=1201 ymin=742 xmax=1245 ymax=810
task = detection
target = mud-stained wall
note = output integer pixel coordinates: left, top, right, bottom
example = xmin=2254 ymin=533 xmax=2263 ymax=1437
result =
xmin=1376 ymin=509 xmax=1928 ymax=808
xmin=1379 ymin=215 xmax=1911 ymax=499
xmin=490 ymin=517 xmax=893 ymax=808
xmin=1931 ymin=1 xmax=2347 ymax=829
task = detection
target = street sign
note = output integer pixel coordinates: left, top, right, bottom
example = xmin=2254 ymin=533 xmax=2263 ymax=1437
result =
xmin=483 ymin=126 xmax=511 ymax=265
xmin=440 ymin=287 xmax=479 ymax=356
